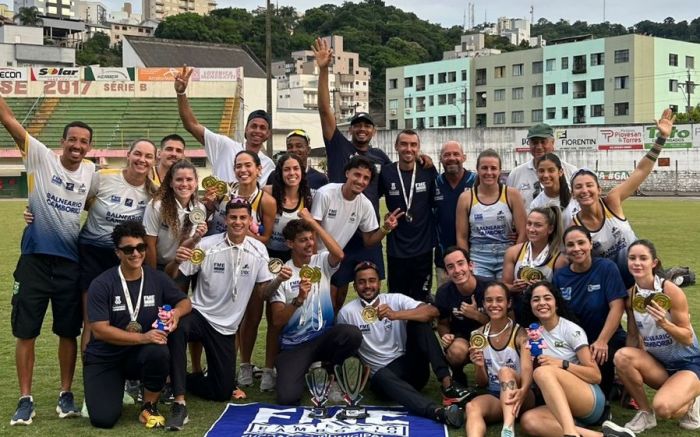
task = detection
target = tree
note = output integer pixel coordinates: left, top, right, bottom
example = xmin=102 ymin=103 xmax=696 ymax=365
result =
xmin=13 ymin=6 xmax=43 ymax=26
xmin=76 ymin=32 xmax=121 ymax=66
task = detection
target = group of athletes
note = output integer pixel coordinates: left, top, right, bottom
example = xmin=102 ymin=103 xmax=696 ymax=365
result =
xmin=1 ymin=36 xmax=699 ymax=437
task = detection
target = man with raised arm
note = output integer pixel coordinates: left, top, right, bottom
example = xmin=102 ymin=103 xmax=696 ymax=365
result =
xmin=174 ymin=66 xmax=274 ymax=183
xmin=0 ymin=94 xmax=95 ymax=425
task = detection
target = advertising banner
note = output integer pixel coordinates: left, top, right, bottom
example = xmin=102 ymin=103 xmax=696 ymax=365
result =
xmin=84 ymin=67 xmax=135 ymax=81
xmin=554 ymin=127 xmax=598 ymax=151
xmin=643 ymin=124 xmax=693 ymax=149
xmin=597 ymin=126 xmax=644 ymax=150
xmin=0 ymin=67 xmax=28 ymax=81
xmin=31 ymin=67 xmax=81 ymax=81
xmin=137 ymin=68 xmax=180 ymax=82
xmin=191 ymin=68 xmax=242 ymax=82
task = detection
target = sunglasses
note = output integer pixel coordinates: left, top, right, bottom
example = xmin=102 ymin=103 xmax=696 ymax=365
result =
xmin=118 ymin=243 xmax=147 ymax=255
xmin=571 ymin=167 xmax=598 ymax=184
xmin=286 ymin=129 xmax=311 ymax=144
xmin=227 ymin=197 xmax=251 ymax=208
xmin=354 ymin=260 xmax=378 ymax=273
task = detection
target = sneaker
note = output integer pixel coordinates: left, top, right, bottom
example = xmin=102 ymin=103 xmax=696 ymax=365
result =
xmin=602 ymin=420 xmax=637 ymax=437
xmin=260 ymin=368 xmax=276 ymax=392
xmin=680 ymin=394 xmax=700 ymax=430
xmin=435 ymin=404 xmax=464 ymax=428
xmin=122 ymin=389 xmax=135 ymax=405
xmin=624 ymin=410 xmax=657 ymax=433
xmin=160 ymin=383 xmax=175 ymax=404
xmin=125 ymin=379 xmax=143 ymax=402
xmin=81 ymin=400 xmax=89 ymax=418
xmin=441 ymin=383 xmax=478 ymax=407
xmin=56 ymin=391 xmax=80 ymax=418
xmin=10 ymin=396 xmax=35 ymax=426
xmin=165 ymin=402 xmax=189 ymax=431
xmin=139 ymin=402 xmax=165 ymax=428
xmin=238 ymin=363 xmax=254 ymax=387
xmin=501 ymin=424 xmax=515 ymax=437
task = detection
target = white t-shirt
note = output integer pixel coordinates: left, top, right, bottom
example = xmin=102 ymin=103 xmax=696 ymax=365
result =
xmin=204 ymin=128 xmax=274 ymax=184
xmin=337 ymin=293 xmax=422 ymax=374
xmin=79 ymin=169 xmax=151 ymax=248
xmin=507 ymin=158 xmax=577 ymax=210
xmin=529 ymin=192 xmax=579 ymax=228
xmin=539 ymin=317 xmax=589 ymax=364
xmin=143 ymin=198 xmax=206 ymax=266
xmin=180 ymin=234 xmax=273 ymax=335
xmin=310 ymin=183 xmax=378 ymax=250
xmin=21 ymin=135 xmax=95 ymax=262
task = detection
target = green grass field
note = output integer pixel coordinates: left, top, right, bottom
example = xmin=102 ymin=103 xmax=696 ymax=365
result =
xmin=0 ymin=198 xmax=697 ymax=436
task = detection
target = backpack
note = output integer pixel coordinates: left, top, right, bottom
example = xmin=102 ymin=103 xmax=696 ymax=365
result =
xmin=664 ymin=266 xmax=696 ymax=287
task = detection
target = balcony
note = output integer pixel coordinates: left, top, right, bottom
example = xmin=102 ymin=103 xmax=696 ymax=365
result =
xmin=475 ymin=78 xmax=486 ymax=86
xmin=573 ymin=91 xmax=587 ymax=99
xmin=573 ymin=115 xmax=586 ymax=124
xmin=416 ymin=105 xmax=426 ymax=112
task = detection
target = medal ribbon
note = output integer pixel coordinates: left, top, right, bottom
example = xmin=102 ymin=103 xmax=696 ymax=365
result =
xmin=118 ymin=266 xmax=144 ymax=325
xmin=396 ymin=162 xmax=416 ymax=217
xmin=523 ymin=242 xmax=549 ymax=267
xmin=225 ymin=234 xmax=244 ymax=302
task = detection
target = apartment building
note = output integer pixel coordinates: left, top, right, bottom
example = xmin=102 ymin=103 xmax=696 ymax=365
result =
xmin=142 ymin=0 xmax=216 ymax=22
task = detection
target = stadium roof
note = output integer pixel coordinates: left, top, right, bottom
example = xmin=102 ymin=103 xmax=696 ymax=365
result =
xmin=124 ymin=36 xmax=266 ymax=78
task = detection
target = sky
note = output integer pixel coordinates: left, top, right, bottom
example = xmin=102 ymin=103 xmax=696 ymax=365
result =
xmin=105 ymin=0 xmax=698 ymax=29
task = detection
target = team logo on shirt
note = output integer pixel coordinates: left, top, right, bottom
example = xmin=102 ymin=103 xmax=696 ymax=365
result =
xmin=561 ymin=287 xmax=572 ymax=300
xmin=213 ymin=262 xmax=225 ymax=273
xmin=328 ymin=209 xmax=337 ymax=219
xmin=125 ymin=198 xmax=133 ymax=207
xmin=375 ymin=164 xmax=382 ymax=174
xmin=143 ymin=295 xmax=155 ymax=307
xmin=110 ymin=195 xmax=122 ymax=203
xmin=240 ymin=264 xmax=250 ymax=275
xmin=51 ymin=175 xmax=63 ymax=186
xmin=415 ymin=182 xmax=427 ymax=192
xmin=497 ymin=211 xmax=505 ymax=221
xmin=554 ymin=341 xmax=565 ymax=348
xmin=113 ymin=295 xmax=125 ymax=312
xmin=115 ymin=296 xmax=122 ymax=305
xmin=518 ymin=182 xmax=531 ymax=190
xmin=587 ymin=284 xmax=601 ymax=292
xmin=474 ymin=213 xmax=484 ymax=221
xmin=79 ymin=183 xmax=86 ymax=194
xmin=138 ymin=200 xmax=146 ymax=207
xmin=389 ymin=182 xmax=399 ymax=196
xmin=65 ymin=182 xmax=74 ymax=191
xmin=349 ymin=212 xmax=357 ymax=223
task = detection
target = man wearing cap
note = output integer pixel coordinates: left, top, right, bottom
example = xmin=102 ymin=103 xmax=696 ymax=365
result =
xmin=174 ymin=66 xmax=274 ymax=184
xmin=313 ymin=38 xmax=392 ymax=308
xmin=506 ymin=123 xmax=577 ymax=210
xmin=264 ymin=129 xmax=328 ymax=194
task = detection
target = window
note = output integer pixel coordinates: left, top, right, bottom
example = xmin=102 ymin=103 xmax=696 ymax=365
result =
xmin=429 ymin=74 xmax=434 ymax=85
xmin=532 ymin=61 xmax=543 ymax=74
xmin=591 ymin=104 xmax=604 ymax=117
xmin=416 ymin=75 xmax=425 ymax=91
xmin=494 ymin=89 xmax=506 ymax=101
xmin=546 ymin=83 xmax=556 ymax=96
xmin=532 ymin=109 xmax=543 ymax=122
xmin=590 ymin=52 xmax=604 ymax=66
xmin=615 ymin=75 xmax=629 ymax=89
xmin=573 ymin=55 xmax=586 ymax=73
xmin=512 ymin=111 xmax=524 ymax=123
xmin=614 ymin=49 xmax=629 ymax=63
xmin=428 ymin=117 xmax=434 ymax=128
xmin=476 ymin=68 xmax=487 ymax=85
xmin=438 ymin=94 xmax=447 ymax=105
xmin=614 ymin=102 xmax=630 ymax=116
xmin=388 ymin=79 xmax=398 ymax=89
xmin=404 ymin=77 xmax=413 ymax=87
xmin=389 ymin=119 xmax=398 ymax=130
xmin=591 ymin=79 xmax=604 ymax=92
xmin=448 ymin=72 xmax=457 ymax=82
xmin=438 ymin=72 xmax=447 ymax=83
xmin=495 ymin=66 xmax=505 ymax=78
xmin=546 ymin=107 xmax=556 ymax=120
xmin=669 ymin=53 xmax=678 ymax=66
xmin=447 ymin=115 xmax=457 ymax=126
xmin=447 ymin=93 xmax=456 ymax=105
xmin=532 ymin=85 xmax=543 ymax=97
xmin=512 ymin=87 xmax=524 ymax=100
xmin=546 ymin=58 xmax=555 ymax=71
xmin=669 ymin=79 xmax=678 ymax=92
xmin=405 ymin=119 xmax=413 ymax=129
xmin=404 ymin=97 xmax=413 ymax=108
xmin=461 ymin=69 xmax=467 ymax=81
xmin=416 ymin=96 xmax=426 ymax=112
xmin=389 ymin=99 xmax=398 ymax=110
xmin=561 ymin=82 xmax=569 ymax=94
xmin=512 ymin=63 xmax=524 ymax=76
xmin=561 ymin=57 xmax=569 ymax=69
xmin=687 ymin=56 xmax=695 ymax=69
xmin=493 ymin=112 xmax=506 ymax=125
xmin=416 ymin=118 xmax=425 ymax=129
xmin=438 ymin=116 xmax=447 ymax=127
xmin=428 ymin=96 xmax=434 ymax=106
xmin=561 ymin=107 xmax=569 ymax=119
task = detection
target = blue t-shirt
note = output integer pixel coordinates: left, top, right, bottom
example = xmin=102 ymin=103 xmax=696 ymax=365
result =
xmin=553 ymin=257 xmax=627 ymax=345
xmin=433 ymin=170 xmax=477 ymax=268
xmin=379 ymin=163 xmax=437 ymax=258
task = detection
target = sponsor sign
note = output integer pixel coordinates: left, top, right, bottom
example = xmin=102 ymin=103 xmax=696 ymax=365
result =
xmin=597 ymin=126 xmax=644 ymax=150
xmin=643 ymin=124 xmax=693 ymax=149
xmin=31 ymin=67 xmax=81 ymax=81
xmin=191 ymin=68 xmax=242 ymax=82
xmin=137 ymin=68 xmax=180 ymax=81
xmin=694 ymin=126 xmax=700 ymax=148
xmin=84 ymin=67 xmax=135 ymax=81
xmin=554 ymin=127 xmax=597 ymax=151
xmin=0 ymin=67 xmax=28 ymax=81
xmin=514 ymin=129 xmax=530 ymax=152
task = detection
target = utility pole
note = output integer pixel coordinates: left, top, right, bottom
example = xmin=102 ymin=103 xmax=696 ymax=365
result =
xmin=684 ymin=69 xmax=693 ymax=113
xmin=265 ymin=0 xmax=273 ymax=156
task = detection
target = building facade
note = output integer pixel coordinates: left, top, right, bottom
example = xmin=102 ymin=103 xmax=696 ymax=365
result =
xmin=142 ymin=0 xmax=216 ymax=22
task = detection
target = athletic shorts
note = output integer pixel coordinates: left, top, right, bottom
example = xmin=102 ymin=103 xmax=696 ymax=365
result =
xmin=12 ymin=254 xmax=82 ymax=339
xmin=575 ymin=383 xmax=606 ymax=426
xmin=79 ymin=243 xmax=119 ymax=291
xmin=666 ymin=356 xmax=700 ymax=381
xmin=331 ymin=243 xmax=385 ymax=288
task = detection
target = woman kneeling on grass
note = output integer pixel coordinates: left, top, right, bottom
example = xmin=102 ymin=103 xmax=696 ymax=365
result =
xmin=611 ymin=239 xmax=700 ymax=433
xmin=465 ymin=282 xmax=535 ymax=437
xmin=518 ymin=281 xmax=634 ymax=437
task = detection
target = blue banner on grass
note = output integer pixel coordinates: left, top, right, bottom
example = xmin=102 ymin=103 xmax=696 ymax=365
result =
xmin=206 ymin=403 xmax=448 ymax=437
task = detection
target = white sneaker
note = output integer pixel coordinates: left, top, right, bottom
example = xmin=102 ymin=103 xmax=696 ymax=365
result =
xmin=625 ymin=410 xmax=657 ymax=433
xmin=260 ymin=368 xmax=276 ymax=392
xmin=680 ymin=394 xmax=700 ymax=430
xmin=238 ymin=363 xmax=254 ymax=387
xmin=501 ymin=424 xmax=515 ymax=437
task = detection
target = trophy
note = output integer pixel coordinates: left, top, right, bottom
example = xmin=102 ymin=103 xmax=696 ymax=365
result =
xmin=334 ymin=357 xmax=370 ymax=420
xmin=305 ymin=367 xmax=333 ymax=419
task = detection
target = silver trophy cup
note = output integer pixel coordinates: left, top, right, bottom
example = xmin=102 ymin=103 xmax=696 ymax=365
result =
xmin=305 ymin=367 xmax=333 ymax=419
xmin=334 ymin=356 xmax=370 ymax=420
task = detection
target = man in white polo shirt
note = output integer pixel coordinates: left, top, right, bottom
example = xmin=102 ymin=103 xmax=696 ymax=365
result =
xmin=165 ymin=199 xmax=286 ymax=429
xmin=337 ymin=262 xmax=475 ymax=429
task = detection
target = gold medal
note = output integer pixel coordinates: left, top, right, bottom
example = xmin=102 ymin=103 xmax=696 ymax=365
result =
xmin=311 ymin=267 xmax=322 ymax=284
xmin=470 ymin=333 xmax=487 ymax=350
xmin=268 ymin=258 xmax=284 ymax=274
xmin=125 ymin=321 xmax=142 ymax=333
xmin=214 ymin=180 xmax=229 ymax=197
xmin=300 ymin=265 xmax=314 ymax=281
xmin=632 ymin=294 xmax=647 ymax=313
xmin=190 ymin=248 xmax=205 ymax=265
xmin=189 ymin=207 xmax=207 ymax=225
xmin=202 ymin=175 xmax=218 ymax=189
xmin=361 ymin=306 xmax=378 ymax=323
xmin=651 ymin=293 xmax=671 ymax=311
xmin=519 ymin=266 xmax=544 ymax=281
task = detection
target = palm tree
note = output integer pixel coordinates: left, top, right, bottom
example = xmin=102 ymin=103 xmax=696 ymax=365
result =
xmin=13 ymin=6 xmax=44 ymax=27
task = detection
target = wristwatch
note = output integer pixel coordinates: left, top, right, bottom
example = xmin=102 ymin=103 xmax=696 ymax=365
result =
xmin=561 ymin=360 xmax=570 ymax=370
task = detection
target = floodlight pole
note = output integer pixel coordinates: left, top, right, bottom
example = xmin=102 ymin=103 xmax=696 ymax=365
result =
xmin=265 ymin=0 xmax=274 ymax=156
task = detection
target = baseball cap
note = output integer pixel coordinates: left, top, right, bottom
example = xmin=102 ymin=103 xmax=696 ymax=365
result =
xmin=350 ymin=112 xmax=374 ymax=126
xmin=247 ymin=109 xmax=271 ymax=127
xmin=286 ymin=129 xmax=311 ymax=144
xmin=527 ymin=123 xmax=554 ymax=139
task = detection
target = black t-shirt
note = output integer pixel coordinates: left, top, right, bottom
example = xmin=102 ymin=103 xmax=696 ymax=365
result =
xmin=379 ymin=163 xmax=437 ymax=257
xmin=86 ymin=265 xmax=187 ymax=358
xmin=324 ymin=128 xmax=391 ymax=213
xmin=265 ymin=167 xmax=328 ymax=195
xmin=434 ymin=278 xmax=489 ymax=338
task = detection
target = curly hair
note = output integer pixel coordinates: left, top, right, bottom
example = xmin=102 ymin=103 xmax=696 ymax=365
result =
xmin=155 ymin=159 xmax=198 ymax=238
xmin=271 ymin=153 xmax=312 ymax=215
